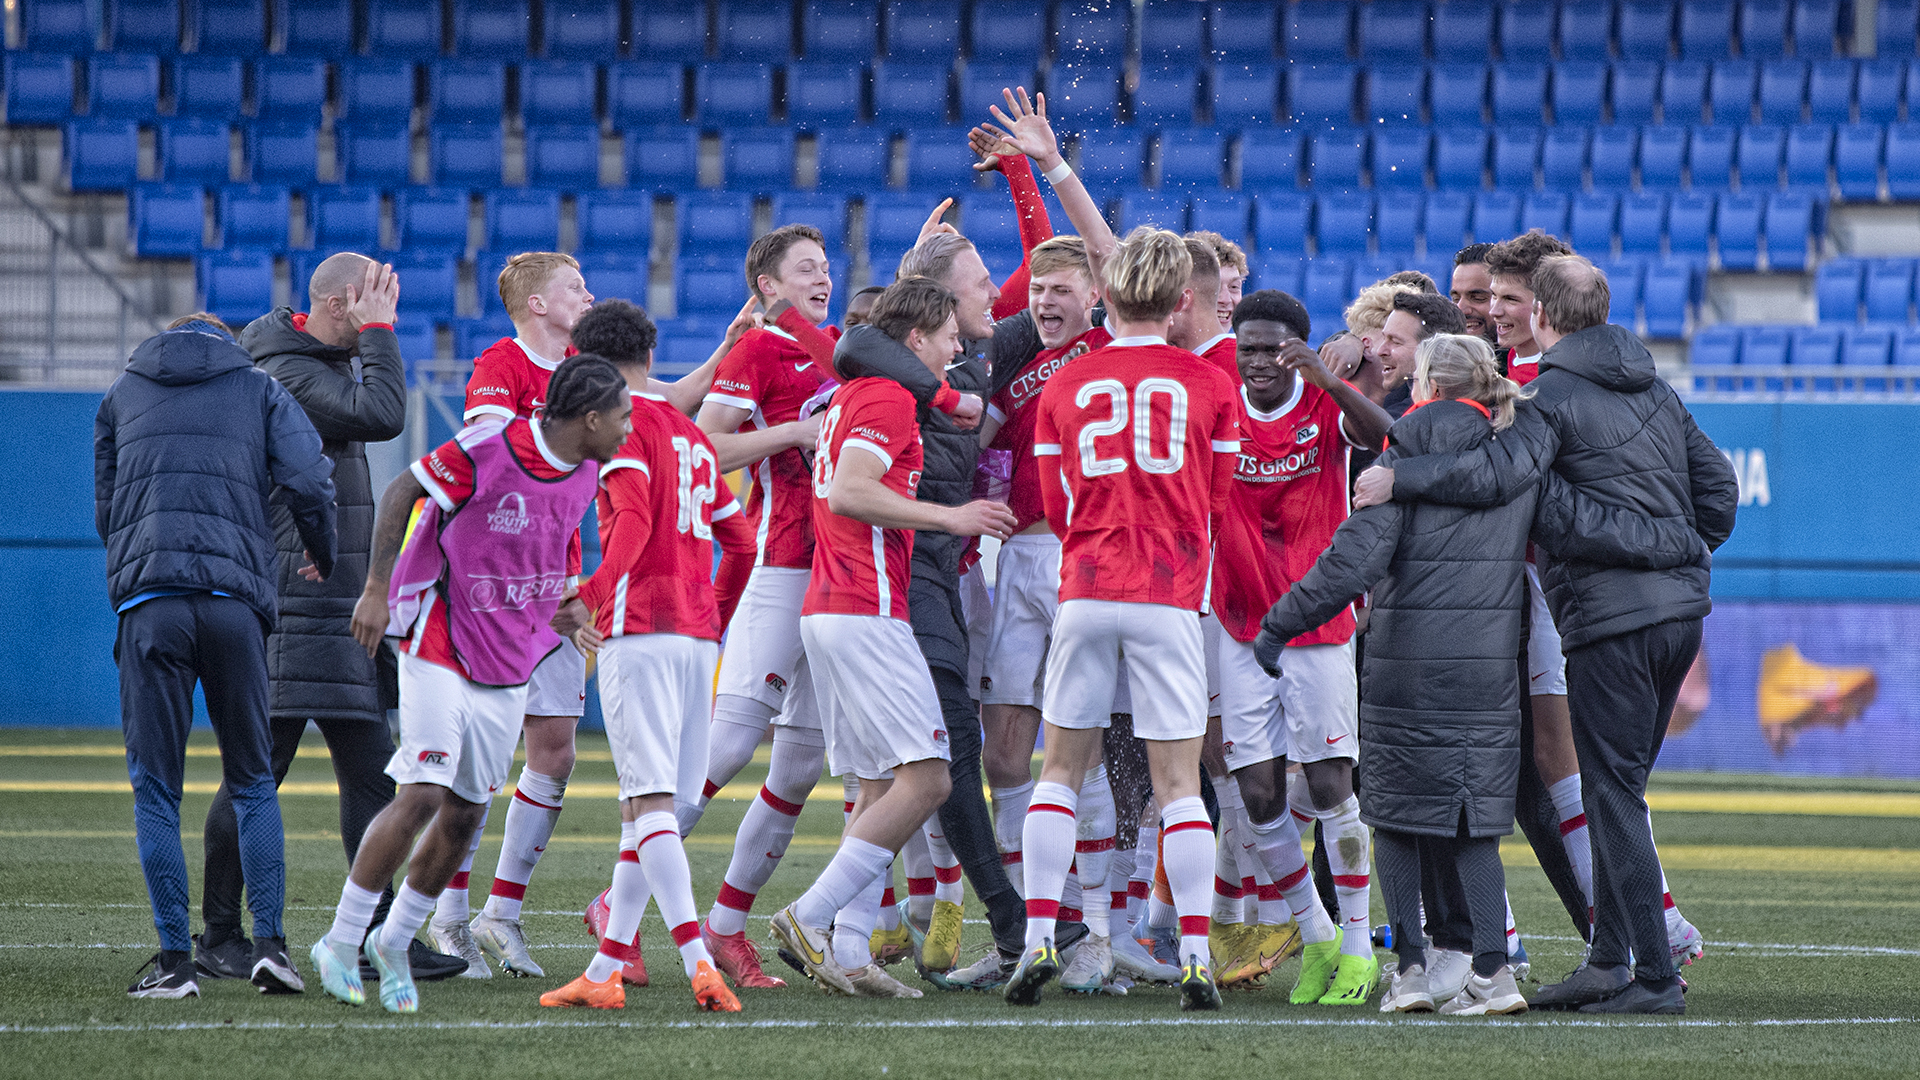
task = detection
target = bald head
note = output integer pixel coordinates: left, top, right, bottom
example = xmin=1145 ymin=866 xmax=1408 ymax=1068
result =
xmin=307 ymin=252 xmax=373 ymax=307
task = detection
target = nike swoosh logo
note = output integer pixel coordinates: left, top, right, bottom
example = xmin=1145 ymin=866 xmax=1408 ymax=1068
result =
xmin=793 ymin=361 xmax=813 ymax=372
xmin=787 ymin=917 xmax=827 ymax=966
xmin=1325 ymin=734 xmax=1346 ymax=744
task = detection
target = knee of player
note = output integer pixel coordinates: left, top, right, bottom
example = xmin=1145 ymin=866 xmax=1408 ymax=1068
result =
xmin=1237 ymin=770 xmax=1284 ymax=822
xmin=1302 ymin=760 xmax=1353 ymax=810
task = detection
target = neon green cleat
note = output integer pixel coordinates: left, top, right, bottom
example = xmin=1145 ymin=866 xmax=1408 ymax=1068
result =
xmin=921 ymin=899 xmax=965 ymax=972
xmin=1289 ymin=928 xmax=1344 ymax=1005
xmin=1318 ymin=951 xmax=1381 ymax=1006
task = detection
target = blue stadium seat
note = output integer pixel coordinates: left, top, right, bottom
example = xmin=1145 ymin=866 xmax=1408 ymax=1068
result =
xmin=171 ymin=56 xmax=244 ymax=118
xmin=1877 ymin=0 xmax=1919 ymax=57
xmin=158 ymin=119 xmax=231 ymax=184
xmin=814 ymin=127 xmax=889 ymax=189
xmin=1709 ymin=59 xmax=1756 ymax=124
xmin=430 ymin=124 xmax=503 ymax=187
xmin=1303 ymin=258 xmax=1354 ymax=335
xmin=1212 ymin=64 xmax=1280 ymax=127
xmin=1887 ymin=123 xmax=1920 ymax=199
xmin=521 ymin=62 xmax=598 ymax=128
xmin=1856 ymin=60 xmax=1905 ymax=123
xmin=455 ymin=0 xmax=529 ymax=57
xmin=1075 ymin=128 xmax=1144 ymax=190
xmin=484 ymin=189 xmax=561 ymax=252
xmin=1054 ymin=0 xmax=1132 ymax=64
xmin=1757 ymin=60 xmax=1808 ymax=125
xmin=1433 ymin=127 xmax=1488 ymax=189
xmin=1737 ymin=124 xmax=1784 ymax=188
xmin=695 ymin=63 xmax=773 ymax=126
xmin=1365 ymin=65 xmax=1425 ymax=124
xmin=1523 ymin=190 xmax=1570 ymax=236
xmin=1315 ymin=192 xmax=1372 ymax=254
xmin=1470 ymin=189 xmax=1519 ymax=239
xmin=1865 ymin=259 xmax=1915 ymax=323
xmin=336 ymin=123 xmax=413 ymax=186
xmin=680 ymin=191 xmax=756 ymax=255
xmin=131 ymin=184 xmax=206 ymax=255
xmin=626 ymin=126 xmax=702 ymax=192
xmin=1428 ymin=63 xmax=1486 ymax=125
xmin=960 ymin=63 xmax=1034 ymax=127
xmin=109 ymin=0 xmax=179 ymax=52
xmin=1141 ymin=0 xmax=1206 ymax=63
xmin=969 ymin=0 xmax=1046 ymax=64
xmin=1239 ymin=129 xmax=1304 ymax=188
xmin=1371 ymin=127 xmax=1429 ymax=189
xmin=1432 ymin=0 xmax=1493 ymax=58
xmin=1601 ymin=257 xmax=1644 ymax=325
xmin=246 ymin=122 xmax=319 ymax=185
xmin=526 ymin=124 xmax=602 ymax=189
xmin=1589 ymin=125 xmax=1639 ymax=189
xmin=1115 ymin=192 xmax=1190 ymax=233
xmin=1791 ymin=0 xmax=1839 ymax=58
xmin=1159 ymin=128 xmax=1226 ymax=189
xmin=716 ymin=0 xmax=794 ymax=60
xmin=1498 ymin=1 xmax=1553 ymax=61
xmin=1571 ymin=191 xmax=1620 ymax=252
xmin=573 ymin=250 xmax=649 ymax=310
xmin=335 ymin=59 xmax=415 ymax=126
xmin=1552 ymin=62 xmax=1606 ymax=125
xmin=1422 ymin=189 xmax=1470 ymax=249
xmin=1251 ymin=251 xmax=1303 ymax=295
xmin=1617 ymin=0 xmax=1676 ymax=61
xmin=607 ymin=63 xmax=686 ymax=129
xmin=1210 ymin=1 xmax=1279 ymax=62
xmin=904 ymin=126 xmax=977 ymax=190
xmin=1791 ymin=326 xmax=1843 ymax=375
xmin=1288 ymin=64 xmax=1356 ymax=125
xmin=1783 ymin=123 xmax=1833 ymax=188
xmin=368 ymin=0 xmax=443 ymax=58
xmin=1642 ymin=261 xmax=1692 ymax=336
xmin=1739 ymin=0 xmax=1788 ymax=57
xmin=1620 ymin=191 xmax=1669 ymax=252
xmin=395 ymin=187 xmax=471 ymax=251
xmin=864 ymin=192 xmax=944 ymax=257
xmin=1762 ymin=189 xmax=1814 ymax=269
xmin=1491 ymin=63 xmax=1547 ymax=126
xmin=87 ymin=54 xmax=159 ymax=119
xmin=1844 ymin=325 xmax=1894 ymax=368
xmin=255 ymin=56 xmax=329 ymax=122
xmin=1048 ymin=63 xmax=1123 ymax=128
xmin=1285 ymin=2 xmax=1353 ymax=61
xmin=1835 ymin=122 xmax=1884 ymax=198
xmin=1358 ymin=1 xmax=1427 ymax=62
xmin=1373 ymin=190 xmax=1423 ymax=254
xmin=278 ymin=0 xmax=353 ymax=56
xmin=1689 ymin=323 xmax=1741 ymax=368
xmin=23 ymin=0 xmax=95 ymax=52
xmin=1896 ymin=327 xmax=1920 ymax=366
xmin=769 ymin=192 xmax=840 ymax=256
xmin=390 ymin=251 xmax=460 ymax=320
xmin=218 ymin=184 xmax=290 ymax=250
xmin=1610 ymin=61 xmax=1659 ymax=124
xmin=431 ymin=60 xmax=507 ymax=124
xmin=1687 ymin=125 xmax=1735 ymax=187
xmin=633 ymin=0 xmax=710 ymax=60
xmin=676 ymin=257 xmax=745 ymax=316
xmin=1814 ymin=256 xmax=1863 ymax=320
xmin=785 ymin=61 xmax=863 ymax=126
xmin=386 ymin=318 xmax=437 ymax=361
xmin=1660 ymin=61 xmax=1707 ymax=124
xmin=724 ymin=127 xmax=796 ymax=191
xmin=1134 ymin=65 xmax=1201 ymax=126
xmin=1680 ymin=0 xmax=1733 ymax=59
xmin=1715 ymin=191 xmax=1761 ymax=268
xmin=1308 ymin=129 xmax=1365 ymax=189
xmin=575 ymin=190 xmax=656 ymax=254
xmin=1805 ymin=59 xmax=1855 ymax=124
xmin=545 ymin=0 xmax=623 ymax=60
xmin=1253 ymin=190 xmax=1310 ymax=251
xmin=1492 ymin=127 xmax=1540 ymax=188
xmin=1542 ymin=125 xmax=1590 ymax=189
xmin=886 ymin=0 xmax=960 ymax=61
xmin=4 ymin=54 xmax=74 ymax=125
xmin=1190 ymin=192 xmax=1251 ymax=243
xmin=1738 ymin=323 xmax=1787 ymax=367
xmin=199 ymin=250 xmax=277 ymax=326
xmin=1556 ymin=1 xmax=1616 ymax=62
xmin=1667 ymin=190 xmax=1714 ymax=255
xmin=868 ymin=62 xmax=946 ymax=129
xmin=308 ymin=186 xmax=383 ymax=251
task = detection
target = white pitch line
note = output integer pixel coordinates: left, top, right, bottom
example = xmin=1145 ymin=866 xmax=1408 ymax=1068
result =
xmin=1524 ymin=933 xmax=1920 ymax=958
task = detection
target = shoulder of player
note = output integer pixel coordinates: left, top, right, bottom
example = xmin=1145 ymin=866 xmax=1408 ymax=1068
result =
xmin=731 ymin=327 xmax=809 ymax=363
xmin=839 ymin=375 xmax=917 ymax=411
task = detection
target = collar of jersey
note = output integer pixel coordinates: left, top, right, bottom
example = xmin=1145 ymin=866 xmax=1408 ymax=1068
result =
xmin=639 ymin=391 xmax=668 ymax=403
xmin=514 ymin=337 xmax=562 ymax=371
xmin=1107 ymin=335 xmax=1167 ymax=348
xmin=526 ymin=416 xmax=578 ymax=472
xmin=1242 ymin=378 xmax=1304 ymax=424
xmin=1195 ymin=331 xmax=1234 ymax=355
xmin=764 ymin=325 xmax=798 ymax=343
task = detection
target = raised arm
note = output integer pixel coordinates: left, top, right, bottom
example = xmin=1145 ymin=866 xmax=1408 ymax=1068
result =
xmin=1283 ymin=339 xmax=1393 ymax=450
xmin=260 ymin=259 xmax=407 ymax=444
xmin=989 ymin=88 xmax=1117 ymax=283
xmin=970 ymin=125 xmax=1057 ymax=318
xmin=654 ymin=297 xmax=758 ymax=417
xmin=264 ymin=377 xmax=338 ymax=581
xmin=1532 ymin=471 xmax=1708 ymax=570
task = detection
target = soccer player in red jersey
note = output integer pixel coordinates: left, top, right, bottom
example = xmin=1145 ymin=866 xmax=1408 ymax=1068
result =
xmin=1171 ymin=235 xmax=1241 ymax=379
xmin=770 ymin=278 xmax=1016 ymax=997
xmin=1209 ymin=290 xmax=1396 ymax=1006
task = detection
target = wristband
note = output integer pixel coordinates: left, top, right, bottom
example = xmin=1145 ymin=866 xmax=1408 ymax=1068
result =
xmin=1042 ymin=160 xmax=1072 ymax=185
xmin=931 ymin=384 xmax=963 ymax=413
xmin=359 ymin=322 xmax=393 ymax=332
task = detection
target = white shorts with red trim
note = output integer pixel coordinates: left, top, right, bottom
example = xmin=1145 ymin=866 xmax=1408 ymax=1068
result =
xmin=960 ymin=561 xmax=993 ymax=701
xmin=1525 ymin=563 xmax=1569 ymax=697
xmin=598 ymin=632 xmax=719 ymax=801
xmin=387 ymin=653 xmax=528 ymax=804
xmin=980 ymin=533 xmax=1060 ymax=706
xmin=800 ymin=613 xmax=950 ymax=781
xmin=714 ymin=565 xmax=821 ymax=730
xmin=1042 ymin=599 xmax=1208 ymax=742
xmin=1219 ymin=636 xmax=1358 ymax=768
xmin=524 ymin=637 xmax=587 ymax=718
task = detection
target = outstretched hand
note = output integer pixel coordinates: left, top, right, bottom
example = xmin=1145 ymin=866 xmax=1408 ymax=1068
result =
xmin=969 ymin=124 xmax=1022 ymax=173
xmin=722 ymin=295 xmax=762 ymax=352
xmin=297 ymin=549 xmax=327 ymax=582
xmin=988 ymin=87 xmax=1062 ymax=169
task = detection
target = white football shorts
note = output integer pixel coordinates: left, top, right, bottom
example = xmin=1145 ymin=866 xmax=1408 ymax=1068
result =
xmin=1043 ymin=599 xmax=1207 ymax=742
xmin=980 ymin=533 xmax=1061 ymax=706
xmin=714 ymin=565 xmax=821 ymax=730
xmin=388 ymin=653 xmax=528 ymax=804
xmin=1218 ymin=636 xmax=1358 ymax=768
xmin=523 ymin=636 xmax=587 ymax=718
xmin=597 ymin=633 xmax=720 ymax=800
xmin=1525 ymin=563 xmax=1568 ymax=697
xmin=800 ymin=613 xmax=951 ymax=781
xmin=960 ymin=561 xmax=993 ymax=701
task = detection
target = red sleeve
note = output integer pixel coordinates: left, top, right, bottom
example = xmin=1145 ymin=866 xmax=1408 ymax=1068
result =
xmin=712 ymin=546 xmax=754 ymax=631
xmin=1206 ymin=382 xmax=1242 ymax=539
xmin=1033 ymin=389 xmax=1068 ymax=537
xmin=990 ymin=154 xmax=1056 ymax=320
xmin=577 ymin=467 xmax=654 ymax=612
xmin=773 ymin=307 xmax=839 ymax=367
xmin=412 ymin=437 xmax=476 ymax=511
xmin=706 ymin=334 xmax=772 ymax=412
xmin=837 ymin=384 xmax=916 ymax=468
xmin=463 ymin=346 xmax=522 ymax=423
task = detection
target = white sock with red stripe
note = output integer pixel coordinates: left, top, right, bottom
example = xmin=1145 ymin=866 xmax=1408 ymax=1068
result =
xmin=1211 ymin=777 xmax=1247 ymax=925
xmin=833 ymin=865 xmax=888 ymax=969
xmin=705 ymin=781 xmax=807 ymax=936
xmin=925 ymin=817 xmax=964 ymax=906
xmin=1505 ymin=891 xmax=1521 ymax=958
xmin=1075 ymin=765 xmax=1117 ymax=937
xmin=1106 ymin=843 xmax=1136 ymax=934
xmin=991 ymin=780 xmax=1033 ymax=899
xmin=792 ymin=836 xmax=893 ymax=931
xmin=433 ymin=802 xmax=489 ymax=924
xmin=1128 ymin=820 xmax=1157 ymax=933
xmin=1247 ymin=807 xmax=1334 ymax=944
xmin=483 ymin=767 xmax=566 ymax=921
xmin=1648 ymin=811 xmax=1687 ymax=934
xmin=902 ymin=821 xmax=935 ymax=925
xmin=1160 ymin=796 xmax=1215 ymax=968
xmin=1548 ymin=773 xmax=1596 ymax=912
xmin=1234 ymin=799 xmax=1267 ymax=924
xmin=630 ymin=811 xmax=710 ymax=978
xmin=1302 ymin=792 xmax=1372 ymax=958
xmin=586 ymin=821 xmax=648 ymax=982
xmin=1019 ymin=781 xmax=1077 ymax=949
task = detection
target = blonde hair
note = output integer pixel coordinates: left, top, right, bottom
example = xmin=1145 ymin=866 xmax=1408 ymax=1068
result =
xmin=1102 ymin=226 xmax=1192 ymax=322
xmin=1027 ymin=235 xmax=1092 ymax=282
xmin=1187 ymin=229 xmax=1248 ymax=276
xmin=1344 ymin=282 xmax=1417 ymax=337
xmin=1413 ymin=333 xmax=1528 ymax=431
xmin=498 ymin=251 xmax=580 ymax=322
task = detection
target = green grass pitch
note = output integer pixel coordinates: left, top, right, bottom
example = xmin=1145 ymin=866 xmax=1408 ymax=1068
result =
xmin=2 ymin=726 xmax=1918 ymax=1079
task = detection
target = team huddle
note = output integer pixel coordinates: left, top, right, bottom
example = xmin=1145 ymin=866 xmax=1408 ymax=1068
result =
xmin=102 ymin=87 xmax=1737 ymax=1019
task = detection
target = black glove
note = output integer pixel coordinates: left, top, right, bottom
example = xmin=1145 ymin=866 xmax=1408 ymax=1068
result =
xmin=1252 ymin=627 xmax=1286 ymax=679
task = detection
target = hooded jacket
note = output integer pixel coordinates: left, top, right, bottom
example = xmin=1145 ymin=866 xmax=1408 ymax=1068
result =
xmin=95 ymin=324 xmax=338 ymax=628
xmin=242 ymin=309 xmax=407 ymax=722
xmin=1387 ymin=324 xmax=1739 ymax=650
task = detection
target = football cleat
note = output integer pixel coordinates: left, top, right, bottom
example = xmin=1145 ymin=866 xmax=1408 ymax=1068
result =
xmin=1143 ymin=924 xmax=1180 ymax=966
xmin=1111 ymin=929 xmax=1182 ymax=984
xmin=1669 ymin=917 xmax=1705 ymax=966
xmin=930 ymin=945 xmax=1016 ymax=991
xmin=920 ymin=899 xmax=966 ymax=972
xmin=309 ymin=937 xmax=365 ymax=1007
xmin=1002 ymin=939 xmax=1059 ymax=1006
xmin=692 ymin=960 xmax=742 ymax=1012
xmin=363 ymin=926 xmax=418 ymax=1014
xmin=1318 ymin=951 xmax=1381 ymax=1006
xmin=1179 ymin=953 xmax=1223 ymax=1012
xmin=869 ymin=922 xmax=916 ymax=967
xmin=769 ymin=904 xmax=856 ymax=996
xmin=1209 ymin=922 xmax=1255 ymax=981
xmin=1223 ymin=921 xmax=1302 ymax=987
xmin=469 ymin=912 xmax=545 ymax=978
xmin=429 ymin=916 xmax=492 ymax=980
xmin=540 ymin=971 xmax=625 ymax=1009
xmin=703 ymin=920 xmax=786 ymax=988
xmin=1289 ymin=929 xmax=1343 ymax=1004
xmin=1438 ymin=966 xmax=1528 ymax=1016
xmin=1379 ymin=963 xmax=1435 ymax=1013
xmin=583 ymin=889 xmax=611 ymax=940
xmin=845 ymin=963 xmax=924 ymax=998
xmin=1059 ymin=933 xmax=1116 ymax=993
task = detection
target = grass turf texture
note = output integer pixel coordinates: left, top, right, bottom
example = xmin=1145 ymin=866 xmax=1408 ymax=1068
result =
xmin=3 ymin=727 xmax=1918 ymax=1079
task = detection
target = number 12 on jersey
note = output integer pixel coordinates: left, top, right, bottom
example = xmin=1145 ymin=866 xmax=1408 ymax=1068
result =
xmin=669 ymin=434 xmax=718 ymax=540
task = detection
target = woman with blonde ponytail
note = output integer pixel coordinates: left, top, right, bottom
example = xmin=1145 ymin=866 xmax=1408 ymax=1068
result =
xmin=1409 ymin=334 xmax=1529 ymax=432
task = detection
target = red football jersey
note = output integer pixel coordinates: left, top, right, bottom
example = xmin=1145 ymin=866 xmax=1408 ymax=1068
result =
xmin=987 ymin=326 xmax=1111 ymax=533
xmin=1033 ymin=338 xmax=1241 ymax=609
xmin=704 ymin=326 xmax=830 ymax=570
xmin=1197 ymin=331 xmax=1239 ymax=381
xmin=803 ymin=378 xmax=924 ymax=620
xmin=578 ymin=396 xmax=743 ymax=643
xmin=1507 ymin=351 xmax=1542 ymax=387
xmin=464 ymin=337 xmax=564 ymax=424
xmin=1212 ymin=381 xmax=1362 ymax=645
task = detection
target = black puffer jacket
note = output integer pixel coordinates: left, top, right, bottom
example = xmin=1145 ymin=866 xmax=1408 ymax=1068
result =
xmin=243 ymin=309 xmax=407 ymax=722
xmin=95 ymin=325 xmax=337 ymax=627
xmin=1389 ymin=324 xmax=1739 ymax=650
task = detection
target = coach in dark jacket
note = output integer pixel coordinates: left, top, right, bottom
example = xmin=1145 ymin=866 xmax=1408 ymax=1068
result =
xmin=1356 ymin=257 xmax=1739 ymax=1015
xmin=97 ymin=316 xmax=337 ymax=996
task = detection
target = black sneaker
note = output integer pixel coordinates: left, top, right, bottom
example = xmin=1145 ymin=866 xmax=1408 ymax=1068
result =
xmin=129 ymin=952 xmax=200 ymax=999
xmin=193 ymin=932 xmax=252 ymax=980
xmin=358 ymin=936 xmax=471 ymax=984
xmin=1531 ymin=960 xmax=1633 ymax=1010
xmin=1577 ymin=979 xmax=1687 ymax=1015
xmin=250 ymin=936 xmax=305 ymax=994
